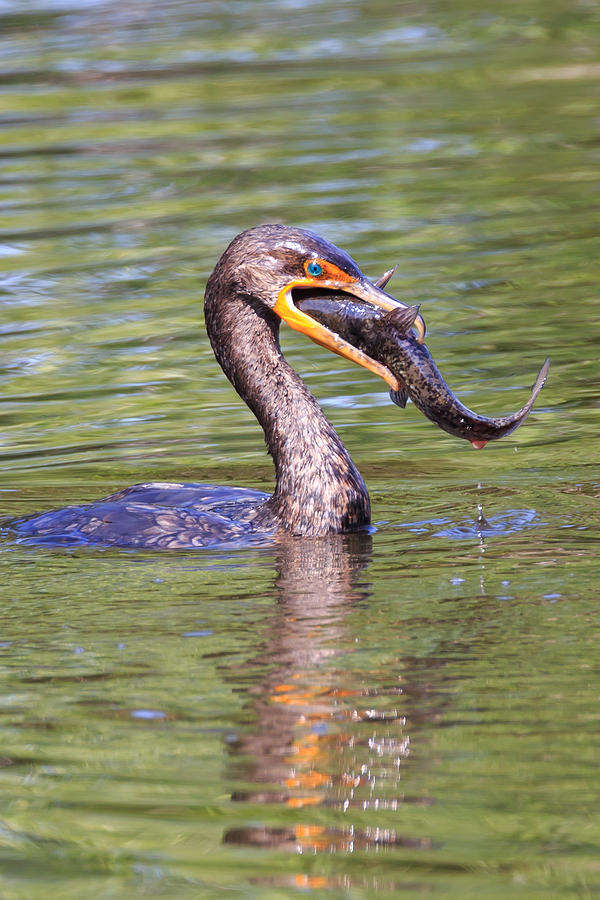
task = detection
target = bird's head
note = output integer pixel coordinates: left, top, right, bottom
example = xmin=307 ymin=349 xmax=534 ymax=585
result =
xmin=212 ymin=224 xmax=425 ymax=391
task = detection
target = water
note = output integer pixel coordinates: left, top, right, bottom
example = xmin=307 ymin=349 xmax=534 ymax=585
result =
xmin=1 ymin=0 xmax=599 ymax=895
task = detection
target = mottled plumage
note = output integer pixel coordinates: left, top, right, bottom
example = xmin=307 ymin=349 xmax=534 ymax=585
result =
xmin=204 ymin=226 xmax=371 ymax=536
xmin=15 ymin=484 xmax=270 ymax=548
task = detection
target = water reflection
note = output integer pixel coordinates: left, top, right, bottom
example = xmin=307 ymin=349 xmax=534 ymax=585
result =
xmin=223 ymin=533 xmax=433 ymax=856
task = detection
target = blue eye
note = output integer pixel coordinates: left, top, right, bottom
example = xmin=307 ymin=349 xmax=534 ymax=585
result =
xmin=306 ymin=260 xmax=323 ymax=277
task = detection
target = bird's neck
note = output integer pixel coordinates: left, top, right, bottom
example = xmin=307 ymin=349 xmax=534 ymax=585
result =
xmin=204 ymin=284 xmax=370 ymax=536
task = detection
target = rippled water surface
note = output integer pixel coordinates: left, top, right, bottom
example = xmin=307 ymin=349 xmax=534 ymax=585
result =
xmin=1 ymin=0 xmax=599 ymax=896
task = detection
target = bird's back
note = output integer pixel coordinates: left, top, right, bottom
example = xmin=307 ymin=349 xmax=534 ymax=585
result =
xmin=10 ymin=482 xmax=271 ymax=549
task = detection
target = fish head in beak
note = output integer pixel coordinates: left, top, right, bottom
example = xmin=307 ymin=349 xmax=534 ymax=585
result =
xmin=274 ymin=257 xmax=426 ymax=392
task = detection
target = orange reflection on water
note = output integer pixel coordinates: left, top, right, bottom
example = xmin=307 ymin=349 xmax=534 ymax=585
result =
xmin=223 ymin=536 xmax=431 ymax=861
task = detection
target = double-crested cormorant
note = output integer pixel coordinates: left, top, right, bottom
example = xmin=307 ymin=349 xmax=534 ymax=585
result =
xmin=13 ymin=225 xmax=424 ymax=549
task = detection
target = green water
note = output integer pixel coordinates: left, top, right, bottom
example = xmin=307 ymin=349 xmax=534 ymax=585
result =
xmin=1 ymin=0 xmax=599 ymax=896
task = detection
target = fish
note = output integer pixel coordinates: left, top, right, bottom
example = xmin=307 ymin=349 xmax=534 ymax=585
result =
xmin=294 ymin=278 xmax=549 ymax=449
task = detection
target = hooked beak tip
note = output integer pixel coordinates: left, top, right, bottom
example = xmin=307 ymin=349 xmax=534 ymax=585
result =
xmin=353 ymin=278 xmax=427 ymax=343
xmin=413 ymin=313 xmax=426 ymax=343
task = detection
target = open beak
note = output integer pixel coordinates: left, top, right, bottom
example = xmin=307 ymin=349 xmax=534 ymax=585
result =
xmin=273 ymin=273 xmax=426 ymax=392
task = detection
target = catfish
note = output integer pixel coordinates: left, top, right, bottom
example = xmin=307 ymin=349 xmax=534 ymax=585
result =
xmin=295 ymin=277 xmax=549 ymax=448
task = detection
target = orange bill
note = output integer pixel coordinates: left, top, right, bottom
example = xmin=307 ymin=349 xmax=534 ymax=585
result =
xmin=275 ymin=279 xmax=402 ymax=391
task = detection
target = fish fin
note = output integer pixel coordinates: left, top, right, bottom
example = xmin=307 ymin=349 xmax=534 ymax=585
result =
xmin=389 ymin=386 xmax=409 ymax=408
xmin=374 ymin=265 xmax=398 ymax=290
xmin=531 ymin=357 xmax=550 ymax=398
xmin=384 ymin=304 xmax=422 ymax=336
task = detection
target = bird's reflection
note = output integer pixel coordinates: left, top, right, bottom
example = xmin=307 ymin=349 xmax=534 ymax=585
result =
xmin=222 ymin=532 xmax=432 ymax=857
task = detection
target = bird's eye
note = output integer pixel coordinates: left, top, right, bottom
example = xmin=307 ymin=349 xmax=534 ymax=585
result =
xmin=306 ymin=260 xmax=323 ymax=277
